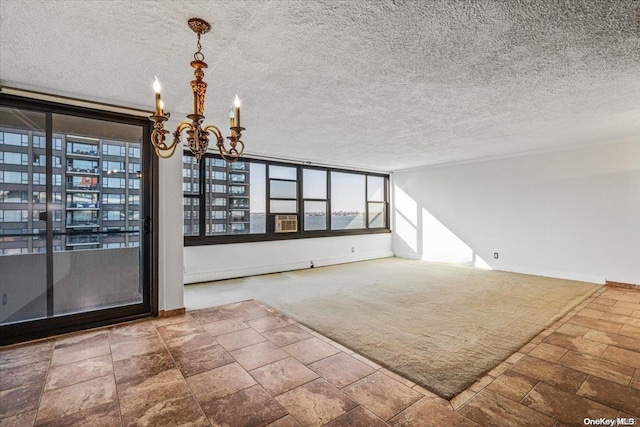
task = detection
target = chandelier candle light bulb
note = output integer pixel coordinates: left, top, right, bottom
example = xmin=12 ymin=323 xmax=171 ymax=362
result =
xmin=234 ymin=95 xmax=241 ymax=128
xmin=153 ymin=77 xmax=163 ymax=116
xmin=148 ymin=17 xmax=246 ymax=162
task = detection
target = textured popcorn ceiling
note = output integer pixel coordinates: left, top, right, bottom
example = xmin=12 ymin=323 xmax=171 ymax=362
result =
xmin=1 ymin=1 xmax=638 ymax=171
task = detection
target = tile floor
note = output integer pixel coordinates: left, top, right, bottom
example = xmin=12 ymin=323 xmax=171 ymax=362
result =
xmin=1 ymin=285 xmax=639 ymax=426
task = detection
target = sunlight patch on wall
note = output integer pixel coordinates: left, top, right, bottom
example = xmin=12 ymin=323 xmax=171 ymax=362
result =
xmin=421 ymin=208 xmax=473 ymax=264
xmin=395 ymin=186 xmax=418 ymax=225
xmin=396 ymin=213 xmax=418 ymax=252
xmin=474 ymin=255 xmax=491 ymax=269
xmin=394 ymin=186 xmax=418 ymax=253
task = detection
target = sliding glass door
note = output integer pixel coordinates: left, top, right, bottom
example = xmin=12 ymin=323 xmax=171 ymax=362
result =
xmin=0 ymin=97 xmax=156 ymax=344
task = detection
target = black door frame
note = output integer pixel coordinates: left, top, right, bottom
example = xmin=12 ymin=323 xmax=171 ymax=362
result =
xmin=0 ymin=94 xmax=158 ymax=345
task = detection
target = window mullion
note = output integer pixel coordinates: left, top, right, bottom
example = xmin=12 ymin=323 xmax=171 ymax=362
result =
xmin=365 ymin=174 xmax=369 ymax=230
xmin=326 ymin=171 xmax=331 ymax=231
xmin=297 ymin=164 xmax=303 ymax=234
xmin=198 ymin=154 xmax=206 ymax=237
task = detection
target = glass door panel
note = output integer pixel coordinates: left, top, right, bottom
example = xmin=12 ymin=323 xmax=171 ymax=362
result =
xmin=0 ymin=107 xmax=48 ymax=324
xmin=0 ymin=98 xmax=153 ymax=344
xmin=52 ymin=114 xmax=143 ymax=316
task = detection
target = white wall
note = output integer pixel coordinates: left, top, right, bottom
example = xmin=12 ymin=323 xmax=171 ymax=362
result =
xmin=158 ymin=145 xmax=185 ymax=311
xmin=184 ymin=233 xmax=393 ymax=284
xmin=393 ymin=140 xmax=640 ymax=284
xmin=160 ymin=141 xmax=393 ymax=302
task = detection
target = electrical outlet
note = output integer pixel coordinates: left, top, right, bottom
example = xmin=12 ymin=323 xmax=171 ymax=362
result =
xmin=494 ymin=252 xmax=499 ymax=259
xmin=2 ymin=293 xmax=7 ymax=306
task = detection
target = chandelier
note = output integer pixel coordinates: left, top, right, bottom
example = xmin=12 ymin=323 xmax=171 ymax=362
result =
xmin=149 ymin=18 xmax=245 ymax=162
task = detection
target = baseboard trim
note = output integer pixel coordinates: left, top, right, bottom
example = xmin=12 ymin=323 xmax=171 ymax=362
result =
xmin=157 ymin=307 xmax=186 ymax=318
xmin=493 ymin=264 xmax=605 ymax=284
xmin=393 ymin=251 xmax=421 ymax=260
xmin=312 ymin=251 xmax=395 ymax=268
xmin=606 ymin=281 xmax=640 ymax=290
xmin=184 ymin=261 xmax=312 ymax=284
xmin=184 ymin=251 xmax=395 ymax=284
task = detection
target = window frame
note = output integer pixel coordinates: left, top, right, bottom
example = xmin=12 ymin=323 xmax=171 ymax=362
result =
xmin=184 ymin=151 xmax=390 ymax=246
xmin=0 ymin=92 xmax=158 ymax=345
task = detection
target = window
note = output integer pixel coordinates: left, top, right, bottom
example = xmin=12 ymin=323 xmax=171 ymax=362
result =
xmin=128 ymin=194 xmax=140 ymax=205
xmin=68 ymin=141 xmax=98 ymax=156
xmin=70 ymin=159 xmax=98 ymax=173
xmin=183 ymin=152 xmax=389 ymax=244
xmin=0 ymin=171 xmax=28 ymax=184
xmin=183 ymin=197 xmax=199 ymax=236
xmin=34 ymin=154 xmax=61 ymax=168
xmin=0 ymin=151 xmax=28 ymax=165
xmin=269 ymin=165 xmax=296 ymax=214
xmin=33 ymin=154 xmax=45 ymax=166
xmin=128 ymin=162 xmax=141 ymax=174
xmin=68 ymin=210 xmax=98 ymax=226
xmin=0 ymin=191 xmax=28 ymax=203
xmin=0 ymin=210 xmax=28 ymax=222
xmin=331 ymin=172 xmax=365 ymax=230
xmin=103 ymin=210 xmax=124 ymax=221
xmin=103 ymin=144 xmax=125 ymax=156
xmin=303 ymin=169 xmax=327 ymax=231
xmin=0 ymin=132 xmax=28 ymax=146
xmin=104 ymin=177 xmax=125 ymax=188
xmin=34 ymin=192 xmax=62 ymax=204
xmin=103 ymin=161 xmax=124 ymax=172
xmin=103 ymin=193 xmax=125 ymax=204
xmin=33 ymin=173 xmax=46 ymax=185
xmin=67 ymin=176 xmax=98 ymax=191
xmin=128 ymin=147 xmax=140 ymax=158
xmin=31 ymin=134 xmax=61 ymax=151
xmin=67 ymin=193 xmax=98 ymax=208
xmin=367 ymin=175 xmax=386 ymax=228
xmin=33 ymin=135 xmax=46 ymax=148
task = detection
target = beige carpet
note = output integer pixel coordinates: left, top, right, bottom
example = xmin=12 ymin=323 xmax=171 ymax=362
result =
xmin=186 ymin=258 xmax=601 ymax=399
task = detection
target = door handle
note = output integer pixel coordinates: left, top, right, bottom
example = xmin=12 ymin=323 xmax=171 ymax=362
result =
xmin=143 ymin=217 xmax=152 ymax=235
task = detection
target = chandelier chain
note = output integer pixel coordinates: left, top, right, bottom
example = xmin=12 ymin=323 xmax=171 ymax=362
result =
xmin=194 ymin=33 xmax=205 ymax=62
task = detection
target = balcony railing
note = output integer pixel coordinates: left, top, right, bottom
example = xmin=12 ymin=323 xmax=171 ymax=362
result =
xmin=66 ymin=185 xmax=99 ymax=191
xmin=66 ymin=235 xmax=101 ymax=245
xmin=67 ymin=166 xmax=99 ymax=174
xmin=67 ymin=149 xmax=99 ymax=156
xmin=66 ymin=221 xmax=99 ymax=227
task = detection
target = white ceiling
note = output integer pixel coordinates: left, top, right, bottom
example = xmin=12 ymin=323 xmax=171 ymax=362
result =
xmin=1 ymin=1 xmax=639 ymax=171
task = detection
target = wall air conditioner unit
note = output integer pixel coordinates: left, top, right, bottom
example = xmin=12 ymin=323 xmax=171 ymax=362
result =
xmin=275 ymin=215 xmax=298 ymax=233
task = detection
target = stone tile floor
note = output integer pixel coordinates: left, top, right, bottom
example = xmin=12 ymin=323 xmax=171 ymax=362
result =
xmin=1 ymin=285 xmax=639 ymax=426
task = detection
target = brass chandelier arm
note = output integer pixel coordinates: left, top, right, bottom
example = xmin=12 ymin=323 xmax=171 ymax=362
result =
xmin=203 ymin=123 xmax=224 ymax=143
xmin=204 ymin=124 xmax=244 ymax=162
xmin=150 ymin=117 xmax=195 ymax=159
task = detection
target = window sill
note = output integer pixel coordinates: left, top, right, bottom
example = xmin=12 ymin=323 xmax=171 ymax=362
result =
xmin=184 ymin=228 xmax=391 ymax=246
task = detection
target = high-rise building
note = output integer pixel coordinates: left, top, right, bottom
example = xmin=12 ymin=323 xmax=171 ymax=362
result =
xmin=183 ymin=155 xmax=251 ymax=236
xmin=0 ymin=127 xmax=140 ymax=255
